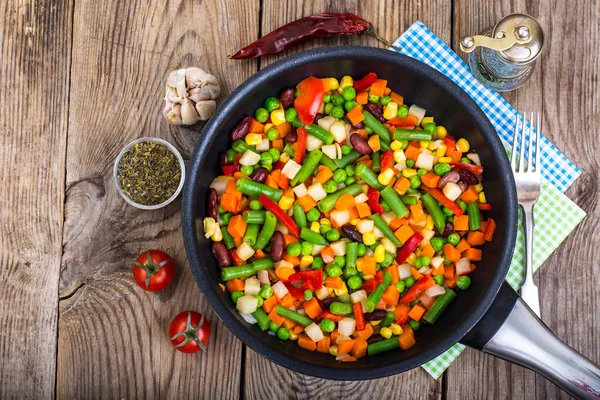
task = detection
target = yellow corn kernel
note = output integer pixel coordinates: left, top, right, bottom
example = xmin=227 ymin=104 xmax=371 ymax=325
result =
xmin=279 ymin=153 xmax=290 ymax=163
xmin=328 ymin=77 xmax=340 ymax=91
xmin=421 ymin=116 xmax=434 ymax=127
xmin=456 ymin=138 xmax=470 ymax=153
xmin=289 ymin=330 xmax=299 ymax=340
xmin=362 ymin=232 xmax=376 ymax=246
xmin=340 ymin=76 xmax=353 ymax=90
xmin=378 ymin=168 xmax=395 ymax=186
xmin=425 ymin=215 xmax=434 ymax=231
xmin=406 ymin=252 xmax=417 ymax=266
xmin=380 ymin=327 xmax=393 ymax=339
xmin=427 ymin=141 xmax=437 ymax=151
xmin=438 ymin=156 xmax=452 ymax=164
xmin=327 ymin=287 xmax=334 ymax=296
xmin=270 ymin=109 xmax=286 ymax=126
xmin=383 ymin=101 xmax=398 ymax=120
xmin=203 ymin=217 xmax=218 ymax=239
xmin=374 ymin=244 xmax=386 ymax=263
xmin=300 ymin=255 xmax=314 ymax=268
xmin=329 ymin=345 xmax=339 ymax=356
xmin=320 ymin=218 xmax=331 ymax=226
xmin=391 ymin=323 xmax=403 ymax=336
xmin=479 ymin=192 xmax=487 ymax=203
xmin=370 ymin=320 xmax=381 ymax=327
xmin=333 ymin=282 xmax=348 ymax=296
xmin=474 ymin=183 xmax=484 ymax=193
xmin=263 ymin=122 xmax=274 ymax=133
xmin=391 ymin=140 xmax=404 ymax=152
xmin=278 ymin=196 xmax=294 ymax=211
xmin=310 ymin=221 xmax=320 ymax=233
xmin=435 ymin=125 xmax=448 ymax=139
xmin=402 ymin=168 xmax=417 ymax=178
xmin=356 ymin=258 xmax=364 ymax=272
xmin=393 ymin=150 xmax=406 ymax=163
xmin=436 ymin=144 xmax=447 ymax=158
xmin=350 ymin=218 xmax=360 ymax=226
xmin=211 ymin=226 xmax=223 ymax=242
xmin=245 ymin=133 xmax=263 ymax=146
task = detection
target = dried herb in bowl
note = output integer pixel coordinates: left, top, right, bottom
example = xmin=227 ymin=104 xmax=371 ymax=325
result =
xmin=116 ymin=141 xmax=182 ymax=206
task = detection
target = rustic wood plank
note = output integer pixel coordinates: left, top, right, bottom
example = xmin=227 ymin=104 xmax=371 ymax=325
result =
xmin=244 ymin=2 xmax=451 ymax=398
xmin=448 ymin=0 xmax=600 ymax=399
xmin=56 ymin=0 xmax=259 ymax=397
xmin=0 ymin=0 xmax=72 ymax=397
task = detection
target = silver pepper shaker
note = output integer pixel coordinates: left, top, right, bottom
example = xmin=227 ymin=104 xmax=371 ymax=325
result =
xmin=460 ymin=14 xmax=544 ymax=92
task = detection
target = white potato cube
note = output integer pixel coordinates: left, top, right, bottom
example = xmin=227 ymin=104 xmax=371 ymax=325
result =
xmin=357 ymin=219 xmax=374 ymax=234
xmin=239 ymin=150 xmax=261 ymax=166
xmin=337 ymin=317 xmax=356 ymax=336
xmin=308 ymin=182 xmax=327 ymax=202
xmin=282 ymin=160 xmax=302 ymax=180
xmin=244 ymin=277 xmax=261 ymax=296
xmin=330 ymin=240 xmax=347 ymax=256
xmin=306 ymin=134 xmax=324 ymax=151
xmin=236 ymin=295 xmax=258 ymax=314
xmin=416 ymin=152 xmax=434 ymax=170
xmin=321 ymin=144 xmax=338 ymax=160
xmin=330 ymin=121 xmax=346 ymax=143
xmin=293 ymin=183 xmax=308 ymax=198
xmin=304 ymin=323 xmax=325 ymax=342
xmin=317 ymin=116 xmax=337 ymax=131
xmin=443 ymin=182 xmax=462 ymax=201
xmin=236 ymin=242 xmax=255 ymax=261
xmin=330 ymin=210 xmax=350 ymax=226
xmin=256 ymin=139 xmax=270 ymax=152
xmin=408 ymin=104 xmax=426 ymax=125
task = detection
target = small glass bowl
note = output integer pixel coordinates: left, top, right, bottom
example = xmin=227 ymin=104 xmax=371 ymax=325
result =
xmin=113 ymin=137 xmax=186 ymax=210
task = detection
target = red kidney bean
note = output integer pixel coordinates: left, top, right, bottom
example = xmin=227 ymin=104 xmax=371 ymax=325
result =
xmin=457 ymin=169 xmax=479 ymax=185
xmin=321 ymin=297 xmax=336 ymax=310
xmin=207 ymin=188 xmax=218 ymax=219
xmin=220 ymin=153 xmax=228 ymax=167
xmin=364 ymin=309 xmax=388 ymax=321
xmin=343 ymin=115 xmax=365 ymax=129
xmin=211 ymin=242 xmax=231 ymax=268
xmin=230 ymin=116 xmax=253 ymax=141
xmin=284 ymin=130 xmax=298 ymax=144
xmin=367 ymin=334 xmax=385 ymax=344
xmin=270 ymin=231 xmax=284 ymax=262
xmin=341 ymin=225 xmax=363 ymax=242
xmin=458 ymin=181 xmax=468 ymax=192
xmin=363 ymin=103 xmax=386 ymax=123
xmin=437 ymin=221 xmax=454 ymax=237
xmin=350 ymin=133 xmax=372 ymax=155
xmin=437 ymin=171 xmax=460 ymax=189
xmin=250 ymin=167 xmax=268 ymax=184
xmin=280 ymin=88 xmax=295 ymax=109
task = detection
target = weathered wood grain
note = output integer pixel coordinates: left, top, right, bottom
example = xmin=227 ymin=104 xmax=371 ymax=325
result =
xmin=243 ymin=2 xmax=450 ymax=399
xmin=0 ymin=0 xmax=72 ymax=397
xmin=56 ymin=0 xmax=259 ymax=398
xmin=449 ymin=1 xmax=600 ymax=399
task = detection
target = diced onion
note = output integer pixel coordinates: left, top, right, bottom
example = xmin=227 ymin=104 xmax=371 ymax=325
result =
xmin=354 ymin=193 xmax=368 ymax=203
xmin=304 ymin=323 xmax=325 ymax=342
xmin=330 ymin=240 xmax=347 ymax=256
xmin=322 ymin=144 xmax=338 ymax=160
xmin=236 ymin=242 xmax=255 ymax=261
xmin=442 ymin=182 xmax=462 ymax=201
xmin=317 ymin=116 xmax=337 ymax=131
xmin=272 ymin=281 xmax=289 ymax=299
xmin=307 ymin=182 xmax=327 ymax=202
xmin=418 ymin=266 xmax=432 ymax=275
xmin=335 ymin=143 xmax=343 ymax=159
xmin=257 ymin=270 xmax=270 ymax=285
xmin=275 ymin=221 xmax=289 ymax=235
xmin=330 ymin=121 xmax=346 ymax=143
xmin=381 ymin=237 xmax=397 ymax=254
xmin=330 ymin=210 xmax=350 ymax=227
xmin=256 ymin=139 xmax=270 ymax=152
xmin=236 ymin=295 xmax=258 ymax=314
xmin=244 ymin=277 xmax=261 ymax=296
xmin=425 ymin=284 xmax=446 ymax=297
xmin=322 ymin=251 xmax=335 ymax=264
xmin=350 ymin=289 xmax=367 ymax=304
xmin=210 ymin=176 xmax=234 ymax=195
xmin=420 ymin=295 xmax=436 ymax=309
xmin=293 ymin=183 xmax=308 ymax=198
xmin=315 ymin=286 xmax=329 ymax=300
xmin=356 ymin=219 xmax=374 ymax=234
xmin=467 ymin=153 xmax=481 ymax=166
xmin=306 ymin=134 xmax=323 ymax=151
xmin=337 ymin=317 xmax=356 ymax=336
xmin=398 ymin=263 xmax=412 ymax=279
xmin=239 ymin=312 xmax=257 ymax=324
xmin=431 ymin=256 xmax=444 ymax=269
xmin=408 ymin=104 xmax=426 ymax=125
xmin=373 ymin=227 xmax=384 ymax=238
xmin=416 ymin=152 xmax=434 ymax=170
xmin=456 ymin=258 xmax=472 ymax=276
xmin=282 ymin=160 xmax=302 ymax=179
xmin=239 ymin=150 xmax=261 ymax=166
xmin=312 ymin=244 xmax=325 ymax=256
xmin=381 ymin=212 xmax=396 ymax=225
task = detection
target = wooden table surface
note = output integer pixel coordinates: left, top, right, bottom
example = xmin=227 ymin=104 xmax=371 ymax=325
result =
xmin=2 ymin=0 xmax=599 ymax=398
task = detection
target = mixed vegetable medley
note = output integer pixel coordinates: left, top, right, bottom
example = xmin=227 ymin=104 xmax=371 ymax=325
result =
xmin=203 ymin=72 xmax=496 ymax=362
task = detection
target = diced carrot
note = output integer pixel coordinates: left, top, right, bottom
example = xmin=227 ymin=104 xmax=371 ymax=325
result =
xmin=384 ymin=87 xmax=391 ymax=96
xmin=382 ymin=285 xmax=400 ymax=306
xmin=410 ymin=203 xmax=426 ymax=223
xmin=316 ymin=336 xmax=331 ymax=353
xmin=356 ymin=155 xmax=371 ymax=163
xmin=227 ymin=215 xmax=247 ymax=238
xmin=268 ymin=308 xmax=285 ymax=326
xmin=296 ymin=195 xmax=317 ymax=212
xmin=233 ymin=171 xmax=248 ymax=180
xmin=467 ymin=231 xmax=486 ymax=246
xmin=393 ymin=177 xmax=411 ymax=195
xmin=464 ymin=247 xmax=482 ymax=261
xmin=280 ymin=293 xmax=295 ymax=308
xmin=340 ymin=356 xmax=358 ymax=363
xmin=283 ymin=234 xmax=298 ymax=247
xmin=220 ymin=193 xmax=240 ymax=213
xmin=356 ymin=91 xmax=368 ymax=105
xmin=337 ymin=339 xmax=356 ymax=355
xmin=394 ymin=304 xmax=411 ymax=324
xmin=484 ymin=218 xmax=496 ymax=242
xmin=389 ymin=217 xmax=407 ymax=232
xmin=404 ymin=144 xmax=421 ymax=161
xmin=394 ymin=224 xmax=415 ymax=243
xmin=480 ymin=220 xmax=488 ymax=233
xmin=272 ymin=139 xmax=284 ymax=151
xmin=444 ymin=265 xmax=455 ymax=280
xmin=298 ymin=334 xmax=317 ymax=351
xmin=293 ymin=324 xmax=305 ymax=334
xmin=282 ymin=318 xmax=298 ymax=329
xmin=232 ymin=237 xmax=243 ymax=249
xmin=407 ymin=304 xmax=426 ymax=321
xmin=443 ymin=243 xmax=461 ymax=262
xmin=283 ymin=188 xmax=294 ymax=198
xmin=399 ymin=334 xmax=416 ymax=350
xmin=445 ymin=278 xmax=457 ymax=289
xmin=362 ymin=256 xmax=376 ymax=276
xmin=410 ymin=267 xmax=423 ymax=280
xmin=421 ymin=243 xmax=435 ymax=259
xmin=361 ymin=160 xmax=373 ymax=170
xmin=226 ymin=180 xmax=238 ymax=194
xmin=402 ymin=325 xmax=414 ymax=337
xmin=321 ymin=78 xmax=332 ymax=92
xmin=369 ymin=79 xmax=387 ymax=97
xmin=453 ymin=215 xmax=470 ymax=231
xmin=325 ymin=276 xmax=344 ymax=289
xmin=390 ymin=91 xmax=404 ymax=106
xmin=226 ymin=279 xmax=245 ymax=293
xmin=255 ymin=248 xmax=266 ymax=259
xmin=421 ymin=172 xmax=440 ymax=188
xmin=262 ymin=295 xmax=279 ymax=314
xmin=303 ymin=297 xmax=323 ymax=319
xmin=352 ymin=323 xmax=374 ymax=341
xmin=249 ymin=118 xmax=264 ymax=133
xmin=347 ymin=106 xmax=365 ymax=126
xmin=331 ymin=329 xmax=340 ymax=344
xmin=348 ymin=206 xmax=359 ymax=219
xmin=265 ymin=174 xmax=278 ymax=189
xmin=316 ymin=165 xmax=334 ymax=184
xmin=351 ymin=338 xmax=368 ymax=359
xmin=386 ymin=265 xmax=400 ymax=284
xmin=368 ymin=135 xmax=381 ymax=152
xmin=282 ymin=254 xmax=300 ymax=266
xmin=356 ymin=202 xmax=371 ymax=218
xmin=432 ymin=265 xmax=445 ymax=276
xmin=275 ymin=121 xmax=292 ymax=137
xmin=335 ymin=193 xmax=356 ymax=211
xmin=320 ymin=246 xmax=335 ymax=264
xmin=460 ymin=186 xmax=479 ymax=203
xmin=450 ymin=151 xmax=463 ymax=164
xmin=456 ymin=239 xmax=471 ymax=253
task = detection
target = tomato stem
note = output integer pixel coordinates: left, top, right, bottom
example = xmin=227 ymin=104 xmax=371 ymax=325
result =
xmin=169 ymin=312 xmax=207 ymax=352
xmin=134 ymin=251 xmax=171 ymax=289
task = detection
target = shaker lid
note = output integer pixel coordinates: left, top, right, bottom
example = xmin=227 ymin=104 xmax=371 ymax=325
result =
xmin=493 ymin=13 xmax=544 ymax=64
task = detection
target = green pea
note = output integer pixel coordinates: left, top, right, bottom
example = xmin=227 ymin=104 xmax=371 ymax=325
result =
xmin=461 ymin=157 xmax=472 ymax=164
xmin=266 ymin=128 xmax=279 ymax=141
xmin=342 ymin=86 xmax=356 ymax=101
xmin=294 ymin=88 xmax=300 ymax=97
xmin=424 ymin=122 xmax=436 ymax=133
xmin=304 ymin=290 xmax=313 ymax=301
xmin=357 ymin=243 xmax=367 ymax=257
xmin=328 ymin=264 xmax=342 ymax=277
xmin=324 ymin=103 xmax=334 ymax=115
xmin=380 ymin=95 xmax=391 ymax=106
xmin=457 ymin=199 xmax=467 ymax=212
xmin=312 ymin=257 xmax=324 ymax=270
xmin=405 ymin=276 xmax=416 ymax=288
xmin=268 ymin=148 xmax=281 ymax=161
xmin=248 ymin=200 xmax=262 ymax=211
xmin=457 ymin=276 xmax=471 ymax=290
xmin=344 ymin=266 xmax=358 ymax=279
xmin=326 ymin=229 xmax=340 ymax=242
xmin=261 ymin=162 xmax=272 ymax=172
xmin=320 ymin=223 xmax=332 ymax=235
xmin=240 ymin=165 xmax=254 ymax=176
xmin=347 ymin=275 xmax=363 ymax=290
xmin=323 ymin=94 xmax=331 ymax=103
xmin=264 ymin=97 xmax=280 ymax=112
xmin=277 ymin=327 xmax=290 ymax=340
xmin=418 ymin=256 xmax=431 ymax=266
xmin=220 ymin=213 xmax=231 ymax=226
xmin=218 ymin=205 xmax=226 ymax=214
xmin=344 ymin=165 xmax=355 ymax=176
xmin=255 ymin=296 xmax=264 ymax=307
xmin=447 ymin=233 xmax=460 ymax=246
xmin=430 ymin=237 xmax=444 ymax=252
xmin=344 ymin=100 xmax=358 ymax=112
xmin=301 ymin=241 xmax=314 ymax=256
xmin=306 ymin=208 xmax=320 ymax=222
xmin=409 ymin=320 xmax=421 ymax=330
xmin=414 ymin=257 xmax=422 ymax=269
xmin=442 ymin=206 xmax=454 ymax=217
xmin=406 ymin=158 xmax=415 ymax=168
xmin=417 ymin=168 xmax=428 ymax=177
xmin=227 ymin=149 xmax=237 ymax=162
xmin=331 ymin=106 xmax=344 ymax=119
xmin=345 ymin=176 xmax=356 ymax=186
xmin=433 ymin=275 xmax=444 ymax=286
xmin=255 ymin=107 xmax=269 ymax=123
xmin=394 ymin=281 xmax=406 ymax=293
xmin=397 ymin=104 xmax=409 ymax=118
xmin=334 ymin=256 xmax=346 ymax=267
xmin=269 ymin=321 xmax=280 ymax=333
xmin=285 ymin=107 xmax=297 ymax=122
xmin=287 ymin=242 xmax=301 ymax=257
xmin=231 ymin=291 xmax=244 ymax=303
xmin=409 ymin=175 xmax=421 ymax=189
xmin=324 ymin=180 xmax=338 ymax=193
xmin=434 ymin=163 xmax=451 ymax=176
xmin=260 ymin=152 xmax=273 ymax=165
xmin=331 ymin=93 xmax=344 ymax=106
xmin=333 ymin=169 xmax=347 ymax=183
xmin=259 ymin=285 xmax=273 ymax=299
xmin=368 ymin=94 xmax=380 ymax=103
xmin=320 ymin=318 xmax=335 ymax=333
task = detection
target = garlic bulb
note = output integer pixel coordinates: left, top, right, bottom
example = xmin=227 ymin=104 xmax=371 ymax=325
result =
xmin=163 ymin=67 xmax=220 ymax=125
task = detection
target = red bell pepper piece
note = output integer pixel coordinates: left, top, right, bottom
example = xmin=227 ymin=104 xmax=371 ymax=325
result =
xmin=367 ymin=186 xmax=384 ymax=215
xmin=353 ymin=72 xmax=378 ymax=91
xmin=284 ymin=269 xmax=323 ymax=298
xmin=353 ymin=303 xmax=366 ymax=331
xmin=361 ymin=279 xmax=378 ymax=293
xmin=273 ymin=161 xmax=285 ymax=170
xmin=452 ymin=162 xmax=484 ymax=176
xmin=387 ymin=115 xmax=419 ymax=127
xmin=374 ymin=270 xmax=384 ymax=284
xmin=400 ymin=275 xmax=434 ymax=304
xmin=222 ymin=164 xmax=240 ymax=176
xmin=420 ymin=185 xmax=463 ymax=216
xmin=396 ymin=314 xmax=409 ymax=326
xmin=320 ymin=310 xmax=343 ymax=322
xmin=443 ymin=134 xmax=456 ymax=150
xmin=230 ymin=249 xmax=245 ymax=266
xmin=294 ymin=127 xmax=307 ymax=164
xmin=395 ymin=232 xmax=424 ymax=265
xmin=380 ymin=150 xmax=394 ymax=172
xmin=294 ymin=76 xmax=324 ymax=125
xmin=259 ymin=194 xmax=300 ymax=237
xmin=478 ymin=203 xmax=493 ymax=211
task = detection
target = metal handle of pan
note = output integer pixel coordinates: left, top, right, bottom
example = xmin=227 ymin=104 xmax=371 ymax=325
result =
xmin=483 ymin=298 xmax=600 ymax=399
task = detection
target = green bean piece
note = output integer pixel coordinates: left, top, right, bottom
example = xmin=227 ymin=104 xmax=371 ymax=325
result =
xmin=252 ymin=308 xmax=271 ymax=331
xmin=367 ymin=337 xmax=399 ymax=355
xmin=423 ymin=289 xmax=457 ymax=324
xmin=243 ymin=210 xmax=266 ymax=224
xmin=335 ymin=150 xmax=362 ymax=169
xmin=380 ymin=186 xmax=410 ymax=218
xmin=355 ymin=162 xmax=385 ymax=190
xmin=221 ymin=228 xmax=235 ymax=249
xmin=292 ymin=118 xmax=335 ymax=145
xmin=318 ymin=184 xmax=363 ymax=213
xmin=232 ymin=140 xmax=258 ymax=154
xmin=284 ymin=143 xmax=295 ymax=157
xmin=346 ymin=242 xmax=358 ymax=269
xmin=393 ymin=129 xmax=433 ymax=141
xmin=379 ymin=139 xmax=390 ymax=152
xmin=380 ymin=311 xmax=395 ymax=328
xmin=329 ymin=301 xmax=353 ymax=315
xmin=319 ymin=154 xmax=339 ymax=171
xmin=236 ymin=178 xmax=283 ymax=202
xmin=369 ymin=215 xmax=401 ymax=246
xmin=421 ymin=193 xmax=445 ymax=232
xmin=254 ymin=211 xmax=277 ymax=250
xmin=243 ymin=224 xmax=260 ymax=246
xmin=220 ymin=258 xmax=275 ymax=281
xmin=293 ymin=203 xmax=307 ymax=229
xmin=291 ymin=149 xmax=323 ymax=186
xmin=363 ymin=111 xmax=391 ymax=143
xmin=467 ymin=202 xmax=482 ymax=231
xmin=372 ymin=151 xmax=381 ymax=173
xmin=364 ymin=272 xmax=392 ymax=313
xmin=400 ymin=195 xmax=418 ymax=205
xmin=299 ymin=227 xmax=328 ymax=245
xmin=252 ymin=258 xmax=275 ymax=271
xmin=275 ymin=305 xmax=313 ymax=327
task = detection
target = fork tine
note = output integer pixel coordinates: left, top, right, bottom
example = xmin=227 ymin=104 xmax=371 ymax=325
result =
xmin=518 ymin=112 xmax=527 ymax=173
xmin=535 ymin=112 xmax=541 ymax=172
xmin=527 ymin=112 xmax=534 ymax=172
xmin=510 ymin=114 xmax=520 ymax=170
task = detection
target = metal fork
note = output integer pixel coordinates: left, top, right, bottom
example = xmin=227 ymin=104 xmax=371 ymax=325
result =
xmin=511 ymin=112 xmax=542 ymax=317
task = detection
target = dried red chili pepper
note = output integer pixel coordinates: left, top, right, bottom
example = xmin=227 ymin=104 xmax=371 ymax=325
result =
xmin=229 ymin=13 xmax=400 ymax=59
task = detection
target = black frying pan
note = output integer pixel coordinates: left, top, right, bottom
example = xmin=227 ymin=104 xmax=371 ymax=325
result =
xmin=182 ymin=47 xmax=600 ymax=399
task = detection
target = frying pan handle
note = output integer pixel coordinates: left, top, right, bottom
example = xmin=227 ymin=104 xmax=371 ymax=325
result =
xmin=461 ymin=282 xmax=600 ymax=399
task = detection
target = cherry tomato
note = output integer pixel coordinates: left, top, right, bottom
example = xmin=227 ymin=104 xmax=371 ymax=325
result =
xmin=132 ymin=250 xmax=175 ymax=292
xmin=168 ymin=311 xmax=211 ymax=353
